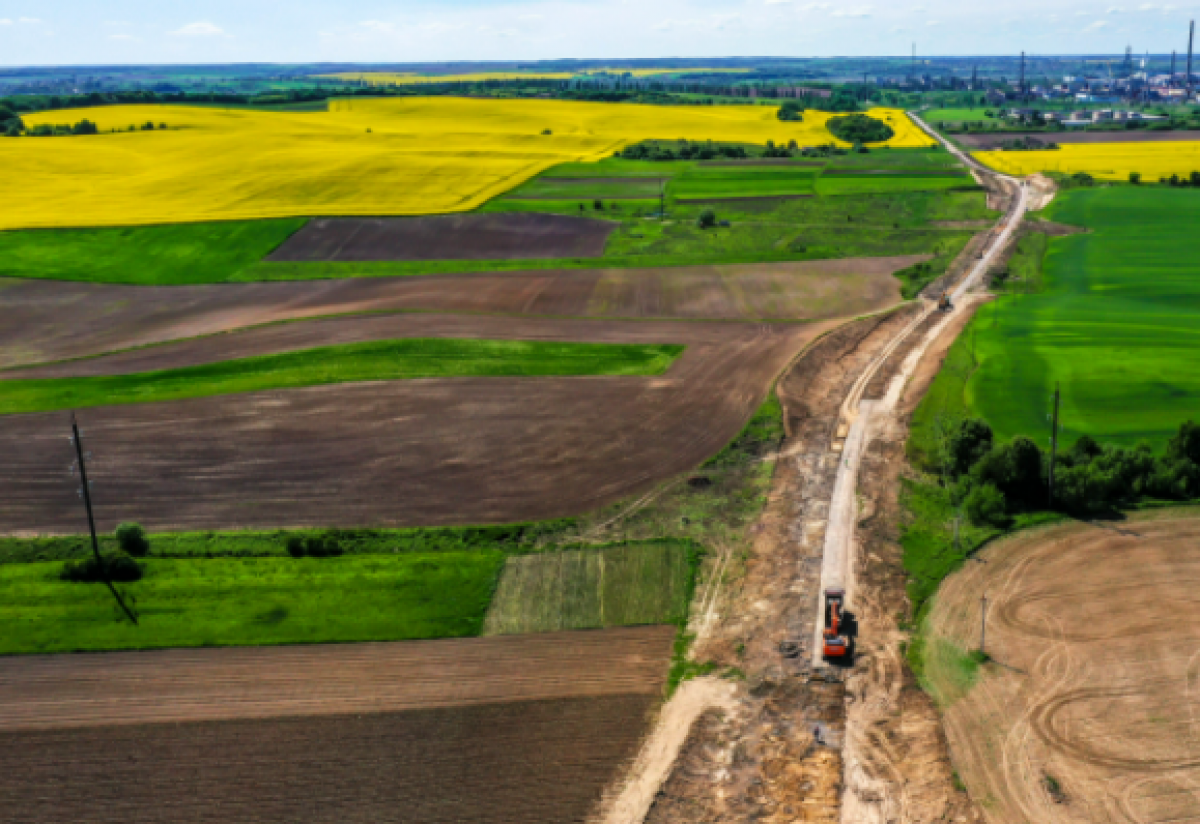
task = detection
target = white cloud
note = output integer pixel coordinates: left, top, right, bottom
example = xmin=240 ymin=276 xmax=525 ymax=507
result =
xmin=19 ymin=17 xmax=41 ymax=23
xmin=109 ymin=34 xmax=138 ymax=41
xmin=831 ymin=6 xmax=872 ymax=16
xmin=1084 ymin=19 xmax=1110 ymax=29
xmin=0 ymin=18 xmax=12 ymax=25
xmin=926 ymin=19 xmax=940 ymax=25
xmin=170 ymin=21 xmax=224 ymax=36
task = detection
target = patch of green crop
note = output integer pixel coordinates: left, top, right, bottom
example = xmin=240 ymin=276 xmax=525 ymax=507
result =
xmin=0 ymin=551 xmax=504 ymax=655
xmin=0 ymin=219 xmax=304 ymax=285
xmin=482 ymin=541 xmax=695 ymax=634
xmin=0 ymin=338 xmax=683 ymax=415
xmin=918 ymin=187 xmax=1200 ymax=448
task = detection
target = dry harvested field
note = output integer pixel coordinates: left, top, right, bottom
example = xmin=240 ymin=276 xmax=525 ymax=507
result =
xmin=0 ymin=627 xmax=673 ymax=824
xmin=266 ymin=213 xmax=618 ymax=262
xmin=925 ymin=510 xmax=1200 ymax=824
xmin=0 ymin=625 xmax=674 ymax=731
xmin=0 ymin=313 xmax=831 ymax=533
xmin=0 ymin=255 xmax=918 ymax=369
xmin=956 ymin=129 xmax=1200 ymax=149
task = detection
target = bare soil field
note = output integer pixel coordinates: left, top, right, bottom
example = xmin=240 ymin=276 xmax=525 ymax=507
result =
xmin=957 ymin=129 xmax=1200 ymax=149
xmin=267 ymin=213 xmax=618 ymax=262
xmin=0 ymin=257 xmax=917 ymax=369
xmin=925 ymin=510 xmax=1200 ymax=824
xmin=0 ymin=625 xmax=674 ymax=731
xmin=0 ymin=694 xmax=657 ymax=824
xmin=0 ymin=314 xmax=831 ymax=533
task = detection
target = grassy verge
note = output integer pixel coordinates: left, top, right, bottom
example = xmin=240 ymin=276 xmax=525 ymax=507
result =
xmin=900 ymin=475 xmax=1061 ymax=693
xmin=0 ymin=339 xmax=683 ymax=415
xmin=0 ymin=551 xmax=504 ymax=655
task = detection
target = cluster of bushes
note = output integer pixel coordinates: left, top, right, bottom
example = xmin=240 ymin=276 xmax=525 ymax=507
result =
xmin=777 ymin=101 xmax=804 ymax=122
xmin=60 ymin=551 xmax=143 ymax=583
xmin=1 ymin=104 xmax=25 ymax=136
xmin=285 ymin=534 xmax=345 ymax=558
xmin=997 ymin=136 xmax=1059 ymax=152
xmin=938 ymin=419 xmax=1200 ymax=526
xmin=1157 ymin=171 xmax=1200 ymax=187
xmin=617 ymin=139 xmax=749 ymax=161
xmin=3 ymin=117 xmax=168 ymax=138
xmin=58 ymin=522 xmax=150 ymax=583
xmin=826 ymin=113 xmax=895 ymax=144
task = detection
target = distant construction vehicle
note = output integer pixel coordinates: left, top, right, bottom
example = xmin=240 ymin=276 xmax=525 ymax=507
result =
xmin=938 ymin=292 xmax=953 ymax=312
xmin=822 ymin=588 xmax=850 ymax=659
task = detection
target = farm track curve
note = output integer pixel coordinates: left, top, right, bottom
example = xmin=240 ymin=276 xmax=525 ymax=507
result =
xmin=925 ymin=511 xmax=1200 ymax=824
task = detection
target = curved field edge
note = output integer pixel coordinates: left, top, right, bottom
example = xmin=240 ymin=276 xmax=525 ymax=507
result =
xmin=0 ymin=338 xmax=684 ymax=416
xmin=6 ymin=100 xmax=928 ymax=230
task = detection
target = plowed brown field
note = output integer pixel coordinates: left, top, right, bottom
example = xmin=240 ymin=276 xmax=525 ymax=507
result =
xmin=0 ymin=256 xmax=917 ymax=369
xmin=267 ymin=213 xmax=618 ymax=261
xmin=924 ymin=510 xmax=1200 ymax=824
xmin=0 ymin=314 xmax=830 ymax=533
xmin=0 ymin=626 xmax=675 ymax=731
xmin=0 ymin=627 xmax=674 ymax=824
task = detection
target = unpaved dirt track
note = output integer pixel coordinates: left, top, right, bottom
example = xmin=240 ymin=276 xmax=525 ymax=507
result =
xmin=0 ymin=626 xmax=675 ymax=732
xmin=0 ymin=255 xmax=920 ymax=369
xmin=267 ymin=212 xmax=618 ymax=261
xmin=926 ymin=511 xmax=1200 ymax=824
xmin=0 ymin=315 xmax=832 ymax=533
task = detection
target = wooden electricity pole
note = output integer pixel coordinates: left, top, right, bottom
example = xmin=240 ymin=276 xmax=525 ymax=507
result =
xmin=70 ymin=413 xmax=138 ymax=624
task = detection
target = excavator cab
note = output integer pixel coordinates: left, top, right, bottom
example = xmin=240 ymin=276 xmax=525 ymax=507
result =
xmin=938 ymin=292 xmax=953 ymax=312
xmin=823 ymin=588 xmax=849 ymax=659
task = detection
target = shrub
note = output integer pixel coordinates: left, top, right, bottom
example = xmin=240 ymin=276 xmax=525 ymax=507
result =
xmin=1129 ymin=172 xmax=1141 ymax=184
xmin=115 ymin=522 xmax=150 ymax=557
xmin=966 ymin=483 xmax=1010 ymax=528
xmin=826 ymin=113 xmax=894 ymax=144
xmin=61 ymin=550 xmax=143 ymax=583
xmin=947 ymin=418 xmax=994 ymax=478
xmin=283 ymin=534 xmax=344 ymax=558
xmin=697 ymin=209 xmax=716 ymax=229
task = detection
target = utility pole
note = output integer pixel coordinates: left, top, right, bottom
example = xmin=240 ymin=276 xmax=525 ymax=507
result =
xmin=70 ymin=413 xmax=138 ymax=624
xmin=1047 ymin=383 xmax=1061 ymax=508
xmin=1019 ymin=51 xmax=1026 ymax=100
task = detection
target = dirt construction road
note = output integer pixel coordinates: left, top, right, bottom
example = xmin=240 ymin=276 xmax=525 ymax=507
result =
xmin=925 ymin=511 xmax=1200 ymax=824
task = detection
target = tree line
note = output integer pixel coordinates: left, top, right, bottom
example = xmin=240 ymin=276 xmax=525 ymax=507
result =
xmin=935 ymin=418 xmax=1200 ymax=527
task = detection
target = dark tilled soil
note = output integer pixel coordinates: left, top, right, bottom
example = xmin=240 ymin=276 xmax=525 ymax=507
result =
xmin=0 ymin=626 xmax=676 ymax=731
xmin=0 ymin=256 xmax=919 ymax=369
xmin=267 ymin=213 xmax=618 ymax=262
xmin=0 ymin=314 xmax=832 ymax=533
xmin=956 ymin=129 xmax=1200 ymax=149
xmin=0 ymin=694 xmax=656 ymax=824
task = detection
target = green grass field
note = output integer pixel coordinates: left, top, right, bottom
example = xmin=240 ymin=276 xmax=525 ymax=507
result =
xmin=0 ymin=219 xmax=304 ymax=285
xmin=923 ymin=107 xmax=998 ymax=123
xmin=0 ymin=551 xmax=504 ymax=655
xmin=483 ymin=542 xmax=694 ymax=635
xmin=506 ymin=178 xmax=666 ymax=200
xmin=914 ymin=187 xmax=1200 ymax=449
xmin=0 ymin=339 xmax=684 ymax=416
xmin=670 ymin=166 xmax=818 ymax=199
xmin=814 ymin=176 xmax=974 ymax=196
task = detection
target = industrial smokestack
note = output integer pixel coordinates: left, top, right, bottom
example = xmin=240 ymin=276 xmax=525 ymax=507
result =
xmin=1189 ymin=20 xmax=1195 ymax=99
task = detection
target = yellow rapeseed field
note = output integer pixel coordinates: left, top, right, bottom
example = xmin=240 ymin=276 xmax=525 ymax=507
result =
xmin=975 ymin=141 xmax=1200 ymax=180
xmin=317 ymin=68 xmax=753 ymax=83
xmin=6 ymin=98 xmax=930 ymax=229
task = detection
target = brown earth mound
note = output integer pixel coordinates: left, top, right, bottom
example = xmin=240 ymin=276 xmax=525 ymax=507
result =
xmin=0 ymin=625 xmax=675 ymax=731
xmin=0 ymin=256 xmax=918 ymax=369
xmin=925 ymin=511 xmax=1200 ymax=824
xmin=0 ymin=314 xmax=831 ymax=533
xmin=267 ymin=213 xmax=618 ymax=262
xmin=957 ymin=129 xmax=1200 ymax=149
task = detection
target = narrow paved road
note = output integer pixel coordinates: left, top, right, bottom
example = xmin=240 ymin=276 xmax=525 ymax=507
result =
xmin=812 ymin=114 xmax=1030 ymax=668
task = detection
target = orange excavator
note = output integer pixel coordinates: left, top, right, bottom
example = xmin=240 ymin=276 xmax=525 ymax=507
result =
xmin=938 ymin=292 xmax=953 ymax=312
xmin=823 ymin=588 xmax=849 ymax=659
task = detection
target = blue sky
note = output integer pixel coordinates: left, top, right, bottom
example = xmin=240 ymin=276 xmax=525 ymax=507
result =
xmin=2 ymin=0 xmax=1198 ymax=65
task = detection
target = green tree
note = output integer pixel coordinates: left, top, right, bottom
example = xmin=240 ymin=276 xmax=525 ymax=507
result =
xmin=966 ymin=483 xmax=1010 ymax=528
xmin=1129 ymin=172 xmax=1141 ymax=185
xmin=115 ymin=522 xmax=150 ymax=557
xmin=697 ymin=209 xmax=716 ymax=229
